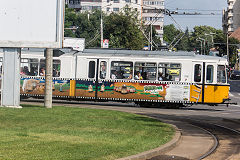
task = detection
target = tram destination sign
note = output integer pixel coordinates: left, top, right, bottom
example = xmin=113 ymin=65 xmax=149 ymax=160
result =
xmin=0 ymin=0 xmax=64 ymax=48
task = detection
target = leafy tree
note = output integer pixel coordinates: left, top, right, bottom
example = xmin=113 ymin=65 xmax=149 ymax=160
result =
xmin=104 ymin=8 xmax=145 ymax=50
xmin=163 ymin=24 xmax=181 ymax=45
xmin=177 ymin=28 xmax=192 ymax=51
xmin=75 ymin=10 xmax=102 ymax=47
xmin=64 ymin=6 xmax=146 ymax=49
xmin=64 ymin=6 xmax=77 ymax=37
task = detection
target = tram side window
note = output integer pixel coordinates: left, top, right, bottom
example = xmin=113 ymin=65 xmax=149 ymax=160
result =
xmin=53 ymin=60 xmax=61 ymax=77
xmin=194 ymin=64 xmax=202 ymax=82
xmin=88 ymin=61 xmax=96 ymax=78
xmin=111 ymin=61 xmax=133 ymax=79
xmin=21 ymin=58 xmax=38 ymax=76
xmin=40 ymin=59 xmax=61 ymax=77
xmin=134 ymin=62 xmax=157 ymax=80
xmin=100 ymin=61 xmax=107 ymax=79
xmin=158 ymin=63 xmax=181 ymax=81
xmin=217 ymin=65 xmax=226 ymax=83
xmin=206 ymin=65 xmax=214 ymax=83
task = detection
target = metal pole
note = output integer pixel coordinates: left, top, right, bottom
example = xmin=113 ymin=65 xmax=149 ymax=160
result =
xmin=150 ymin=24 xmax=153 ymax=51
xmin=44 ymin=48 xmax=53 ymax=108
xmin=200 ymin=41 xmax=203 ymax=55
xmin=100 ymin=11 xmax=103 ymax=48
xmin=203 ymin=39 xmax=206 ymax=55
xmin=227 ymin=33 xmax=229 ymax=64
xmin=148 ymin=32 xmax=151 ymax=50
xmin=211 ymin=35 xmax=214 ymax=47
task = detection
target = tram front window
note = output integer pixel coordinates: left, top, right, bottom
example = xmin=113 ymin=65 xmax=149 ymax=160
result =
xmin=111 ymin=61 xmax=133 ymax=79
xmin=217 ymin=65 xmax=226 ymax=83
xmin=134 ymin=62 xmax=157 ymax=80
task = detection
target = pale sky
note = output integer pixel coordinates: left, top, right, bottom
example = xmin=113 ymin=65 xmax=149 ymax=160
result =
xmin=164 ymin=0 xmax=228 ymax=31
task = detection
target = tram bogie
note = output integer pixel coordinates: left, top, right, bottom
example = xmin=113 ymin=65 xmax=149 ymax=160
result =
xmin=0 ymin=48 xmax=230 ymax=107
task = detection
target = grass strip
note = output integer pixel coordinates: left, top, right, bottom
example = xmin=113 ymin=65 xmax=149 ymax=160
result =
xmin=0 ymin=105 xmax=174 ymax=160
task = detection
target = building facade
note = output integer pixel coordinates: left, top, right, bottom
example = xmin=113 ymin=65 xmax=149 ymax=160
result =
xmin=223 ymin=0 xmax=240 ymax=34
xmin=142 ymin=0 xmax=164 ymax=42
xmin=67 ymin=0 xmax=165 ymax=43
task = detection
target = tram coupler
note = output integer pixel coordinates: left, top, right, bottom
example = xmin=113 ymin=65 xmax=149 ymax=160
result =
xmin=223 ymin=98 xmax=237 ymax=107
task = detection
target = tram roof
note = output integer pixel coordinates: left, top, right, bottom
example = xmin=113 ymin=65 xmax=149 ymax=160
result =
xmin=79 ymin=49 xmax=227 ymax=61
xmin=82 ymin=49 xmax=196 ymax=56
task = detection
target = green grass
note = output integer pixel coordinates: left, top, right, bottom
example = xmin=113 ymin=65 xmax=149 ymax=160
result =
xmin=0 ymin=105 xmax=174 ymax=160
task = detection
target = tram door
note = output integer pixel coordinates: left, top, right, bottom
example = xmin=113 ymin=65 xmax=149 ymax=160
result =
xmin=75 ymin=58 xmax=98 ymax=99
xmin=87 ymin=58 xmax=109 ymax=99
xmin=192 ymin=62 xmax=204 ymax=103
xmin=204 ymin=62 xmax=215 ymax=103
xmin=192 ymin=61 xmax=216 ymax=103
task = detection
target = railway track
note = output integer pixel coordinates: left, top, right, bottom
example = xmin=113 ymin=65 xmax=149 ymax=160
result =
xmin=143 ymin=114 xmax=240 ymax=160
xmin=21 ymin=99 xmax=240 ymax=160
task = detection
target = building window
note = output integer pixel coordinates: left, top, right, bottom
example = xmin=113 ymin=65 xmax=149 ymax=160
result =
xmin=113 ymin=8 xmax=119 ymax=12
xmin=135 ymin=0 xmax=138 ymax=3
xmin=114 ymin=0 xmax=119 ymax=3
xmin=106 ymin=7 xmax=110 ymax=11
xmin=126 ymin=0 xmax=131 ymax=3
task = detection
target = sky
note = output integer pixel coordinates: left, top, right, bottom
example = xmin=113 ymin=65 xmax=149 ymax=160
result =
xmin=164 ymin=0 xmax=228 ymax=31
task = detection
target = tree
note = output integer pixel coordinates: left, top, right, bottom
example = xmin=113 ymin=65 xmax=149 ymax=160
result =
xmin=104 ymin=8 xmax=145 ymax=50
xmin=163 ymin=24 xmax=181 ymax=45
xmin=75 ymin=10 xmax=102 ymax=47
xmin=64 ymin=6 xmax=147 ymax=49
xmin=64 ymin=6 xmax=77 ymax=38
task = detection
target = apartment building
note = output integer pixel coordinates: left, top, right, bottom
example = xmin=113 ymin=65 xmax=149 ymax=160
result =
xmin=223 ymin=0 xmax=240 ymax=34
xmin=142 ymin=0 xmax=164 ymax=42
xmin=67 ymin=0 xmax=165 ymax=43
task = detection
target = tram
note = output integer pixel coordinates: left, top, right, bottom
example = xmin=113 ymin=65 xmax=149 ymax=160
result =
xmin=0 ymin=48 xmax=231 ymax=107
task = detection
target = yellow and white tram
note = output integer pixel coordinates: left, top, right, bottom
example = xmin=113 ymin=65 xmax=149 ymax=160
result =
xmin=0 ymin=48 xmax=231 ymax=107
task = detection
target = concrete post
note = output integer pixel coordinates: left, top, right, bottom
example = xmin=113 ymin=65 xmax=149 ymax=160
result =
xmin=1 ymin=48 xmax=21 ymax=108
xmin=44 ymin=48 xmax=53 ymax=108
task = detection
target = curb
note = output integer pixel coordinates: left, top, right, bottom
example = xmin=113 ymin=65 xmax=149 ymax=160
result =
xmin=117 ymin=124 xmax=181 ymax=160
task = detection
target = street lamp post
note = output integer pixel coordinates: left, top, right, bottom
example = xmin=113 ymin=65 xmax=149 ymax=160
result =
xmin=196 ymin=39 xmax=203 ymax=55
xmin=227 ymin=32 xmax=229 ymax=64
xmin=100 ymin=4 xmax=111 ymax=48
xmin=198 ymin=37 xmax=206 ymax=55
xmin=101 ymin=12 xmax=103 ymax=48
xmin=205 ymin=32 xmax=216 ymax=48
